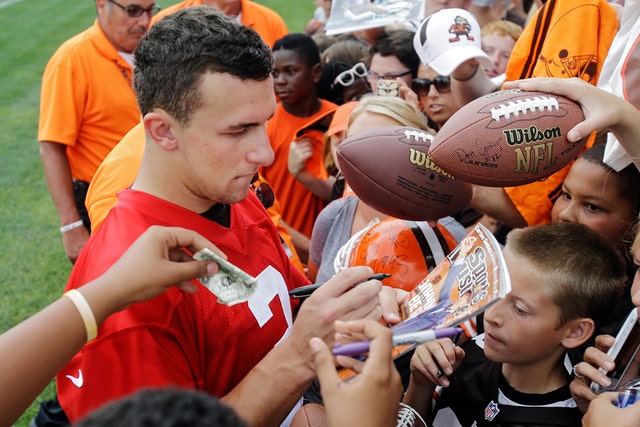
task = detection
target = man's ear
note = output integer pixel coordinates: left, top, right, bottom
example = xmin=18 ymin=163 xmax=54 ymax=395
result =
xmin=562 ymin=318 xmax=595 ymax=349
xmin=311 ymin=63 xmax=323 ymax=84
xmin=143 ymin=111 xmax=178 ymax=151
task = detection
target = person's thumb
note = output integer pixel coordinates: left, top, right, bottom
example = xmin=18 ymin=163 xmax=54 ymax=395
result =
xmin=310 ymin=337 xmax=341 ymax=394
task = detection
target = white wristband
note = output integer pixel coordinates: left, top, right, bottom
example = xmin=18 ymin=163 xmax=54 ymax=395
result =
xmin=60 ymin=220 xmax=84 ymax=233
xmin=64 ymin=289 xmax=98 ymax=342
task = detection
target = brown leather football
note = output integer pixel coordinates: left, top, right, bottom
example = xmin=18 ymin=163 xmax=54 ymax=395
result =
xmin=429 ymin=89 xmax=585 ymax=187
xmin=336 ymin=126 xmax=472 ymax=221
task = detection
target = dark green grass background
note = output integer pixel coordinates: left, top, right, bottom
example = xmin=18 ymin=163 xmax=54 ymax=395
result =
xmin=0 ymin=1 xmax=312 ymax=424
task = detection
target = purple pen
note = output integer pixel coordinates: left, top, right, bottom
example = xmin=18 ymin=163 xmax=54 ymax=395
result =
xmin=332 ymin=327 xmax=464 ymax=356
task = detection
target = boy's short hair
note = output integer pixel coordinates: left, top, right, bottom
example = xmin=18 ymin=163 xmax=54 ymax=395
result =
xmin=321 ymin=38 xmax=370 ymax=65
xmin=580 ymin=143 xmax=640 ymax=218
xmin=505 ymin=222 xmax=627 ymax=327
xmin=75 ymin=388 xmax=247 ymax=427
xmin=369 ymin=29 xmax=421 ymax=78
xmin=481 ymin=20 xmax=523 ymax=41
xmin=273 ymin=33 xmax=322 ymax=67
xmin=133 ymin=6 xmax=273 ymax=125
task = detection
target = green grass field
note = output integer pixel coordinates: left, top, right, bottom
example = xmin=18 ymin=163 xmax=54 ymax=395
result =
xmin=0 ymin=1 xmax=311 ymax=424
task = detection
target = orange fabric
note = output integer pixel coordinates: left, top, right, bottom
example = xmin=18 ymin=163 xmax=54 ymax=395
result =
xmin=86 ymin=122 xmax=145 ymax=231
xmin=502 ymin=0 xmax=618 ymax=226
xmin=252 ymin=175 xmax=305 ymax=273
xmin=262 ymin=101 xmax=338 ymax=238
xmin=86 ymin=122 xmax=305 ymax=273
xmin=38 ymin=20 xmax=140 ymax=183
xmin=327 ymin=101 xmax=358 ymax=137
xmin=152 ymin=0 xmax=288 ymax=47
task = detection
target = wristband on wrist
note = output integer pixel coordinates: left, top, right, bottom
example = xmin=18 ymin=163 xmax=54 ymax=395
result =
xmin=452 ymin=64 xmax=480 ymax=82
xmin=64 ymin=289 xmax=98 ymax=342
xmin=60 ymin=220 xmax=84 ymax=233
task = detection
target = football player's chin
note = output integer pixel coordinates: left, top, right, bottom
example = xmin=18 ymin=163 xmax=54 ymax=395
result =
xmin=227 ymin=186 xmax=251 ymax=204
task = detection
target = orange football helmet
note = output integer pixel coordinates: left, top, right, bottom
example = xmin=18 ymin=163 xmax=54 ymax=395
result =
xmin=344 ymin=218 xmax=458 ymax=292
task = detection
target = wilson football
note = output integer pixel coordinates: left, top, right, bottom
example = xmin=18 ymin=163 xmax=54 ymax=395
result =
xmin=336 ymin=126 xmax=472 ymax=221
xmin=429 ymin=89 xmax=586 ymax=186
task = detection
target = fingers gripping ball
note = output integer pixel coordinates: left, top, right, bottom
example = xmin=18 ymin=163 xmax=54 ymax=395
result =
xmin=429 ymin=89 xmax=586 ymax=187
xmin=336 ymin=126 xmax=473 ymax=221
xmin=348 ymin=218 xmax=458 ymax=292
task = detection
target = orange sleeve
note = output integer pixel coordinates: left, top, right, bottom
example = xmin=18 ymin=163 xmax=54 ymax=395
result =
xmin=240 ymin=0 xmax=289 ymax=47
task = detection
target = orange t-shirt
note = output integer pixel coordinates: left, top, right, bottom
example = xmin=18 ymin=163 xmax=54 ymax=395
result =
xmin=38 ymin=20 xmax=140 ymax=183
xmin=262 ymin=101 xmax=338 ymax=238
xmin=501 ymin=0 xmax=618 ymax=225
xmin=152 ymin=0 xmax=288 ymax=47
xmin=86 ymin=122 xmax=305 ymax=273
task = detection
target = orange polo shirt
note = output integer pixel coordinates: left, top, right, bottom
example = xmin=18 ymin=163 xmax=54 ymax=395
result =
xmin=38 ymin=20 xmax=140 ymax=183
xmin=152 ymin=0 xmax=288 ymax=47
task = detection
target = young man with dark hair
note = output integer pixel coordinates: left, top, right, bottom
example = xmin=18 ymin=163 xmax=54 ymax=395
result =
xmin=56 ymin=8 xmax=393 ymax=424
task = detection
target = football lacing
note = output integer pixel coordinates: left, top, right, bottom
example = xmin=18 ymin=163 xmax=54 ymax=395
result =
xmin=397 ymin=402 xmax=427 ymax=427
xmin=402 ymin=129 xmax=434 ymax=143
xmin=490 ymin=96 xmax=559 ymax=121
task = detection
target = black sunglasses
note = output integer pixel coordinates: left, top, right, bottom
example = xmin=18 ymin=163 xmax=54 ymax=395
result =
xmin=411 ymin=76 xmax=452 ymax=96
xmin=108 ymin=0 xmax=160 ymax=17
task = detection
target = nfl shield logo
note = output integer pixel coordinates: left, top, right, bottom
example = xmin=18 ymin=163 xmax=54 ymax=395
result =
xmin=484 ymin=400 xmax=500 ymax=421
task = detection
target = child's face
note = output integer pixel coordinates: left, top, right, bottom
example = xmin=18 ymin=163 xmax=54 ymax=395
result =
xmin=272 ymin=49 xmax=320 ymax=107
xmin=482 ymin=250 xmax=568 ymax=366
xmin=482 ymin=32 xmax=516 ymax=78
xmin=552 ymin=157 xmax=635 ymax=254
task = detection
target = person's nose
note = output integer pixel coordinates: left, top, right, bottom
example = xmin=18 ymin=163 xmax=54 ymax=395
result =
xmin=555 ymin=200 xmax=576 ymax=223
xmin=484 ymin=299 xmax=504 ymax=327
xmin=248 ymin=126 xmax=275 ymax=167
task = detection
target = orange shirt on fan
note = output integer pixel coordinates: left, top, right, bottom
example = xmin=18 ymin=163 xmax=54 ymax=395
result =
xmin=38 ymin=20 xmax=140 ymax=183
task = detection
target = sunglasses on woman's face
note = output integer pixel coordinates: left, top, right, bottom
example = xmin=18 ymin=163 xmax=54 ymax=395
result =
xmin=411 ymin=76 xmax=452 ymax=96
xmin=333 ymin=62 xmax=368 ymax=87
